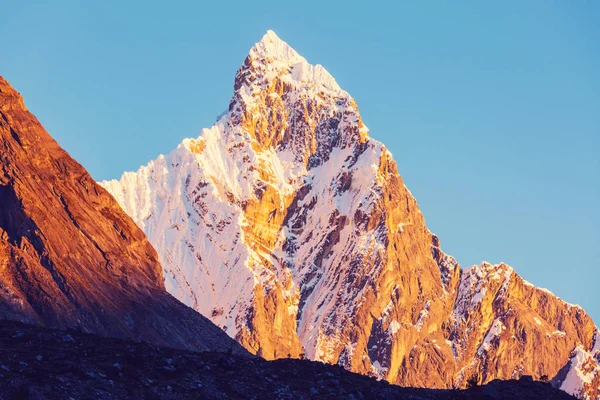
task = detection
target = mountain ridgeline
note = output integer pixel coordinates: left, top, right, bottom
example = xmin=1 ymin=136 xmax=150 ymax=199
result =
xmin=101 ymin=31 xmax=599 ymax=399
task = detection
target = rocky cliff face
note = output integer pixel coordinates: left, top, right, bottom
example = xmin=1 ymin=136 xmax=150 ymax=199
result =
xmin=101 ymin=31 xmax=599 ymax=398
xmin=0 ymin=76 xmax=247 ymax=355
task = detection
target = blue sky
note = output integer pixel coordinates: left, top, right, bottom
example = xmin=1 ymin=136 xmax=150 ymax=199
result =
xmin=2 ymin=1 xmax=599 ymax=320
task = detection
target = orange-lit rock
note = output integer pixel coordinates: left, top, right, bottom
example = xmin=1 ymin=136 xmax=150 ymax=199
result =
xmin=0 ymin=76 xmax=247 ymax=355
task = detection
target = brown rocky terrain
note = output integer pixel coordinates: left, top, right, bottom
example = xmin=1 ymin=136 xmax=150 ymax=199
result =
xmin=102 ymin=31 xmax=599 ymax=398
xmin=0 ymin=76 xmax=247 ymax=355
xmin=0 ymin=320 xmax=576 ymax=400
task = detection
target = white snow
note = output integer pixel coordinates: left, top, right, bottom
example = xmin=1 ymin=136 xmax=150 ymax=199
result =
xmin=380 ymin=299 xmax=394 ymax=322
xmin=592 ymin=329 xmax=600 ymax=355
xmin=558 ymin=345 xmax=600 ymax=399
xmin=452 ymin=262 xmax=513 ymax=323
xmin=371 ymin=360 xmax=388 ymax=377
xmin=248 ymin=30 xmax=343 ymax=95
xmin=388 ymin=320 xmax=401 ymax=336
xmin=415 ymin=300 xmax=431 ymax=331
xmin=477 ymin=318 xmax=506 ymax=355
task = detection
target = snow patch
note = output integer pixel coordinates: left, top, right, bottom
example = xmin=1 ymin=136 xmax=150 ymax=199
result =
xmin=477 ymin=319 xmax=506 ymax=355
xmin=388 ymin=320 xmax=401 ymax=336
xmin=558 ymin=345 xmax=600 ymax=399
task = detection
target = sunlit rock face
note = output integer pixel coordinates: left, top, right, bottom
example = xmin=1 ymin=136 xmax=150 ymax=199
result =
xmin=101 ymin=31 xmax=598 ymax=397
xmin=0 ymin=77 xmax=248 ymax=355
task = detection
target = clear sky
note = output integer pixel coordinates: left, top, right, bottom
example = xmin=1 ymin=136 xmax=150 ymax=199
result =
xmin=2 ymin=1 xmax=598 ymax=321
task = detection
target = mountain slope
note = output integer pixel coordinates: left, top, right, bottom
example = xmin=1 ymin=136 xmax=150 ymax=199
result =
xmin=0 ymin=319 xmax=576 ymax=400
xmin=0 ymin=76 xmax=247 ymax=355
xmin=101 ymin=31 xmax=598 ymax=397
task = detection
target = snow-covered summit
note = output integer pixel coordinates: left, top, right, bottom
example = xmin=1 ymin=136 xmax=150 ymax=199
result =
xmin=239 ymin=30 xmax=343 ymax=95
xmin=251 ymin=30 xmax=303 ymax=64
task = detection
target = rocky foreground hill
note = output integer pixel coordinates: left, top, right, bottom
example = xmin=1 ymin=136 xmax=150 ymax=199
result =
xmin=102 ymin=31 xmax=599 ymax=399
xmin=0 ymin=320 xmax=576 ymax=400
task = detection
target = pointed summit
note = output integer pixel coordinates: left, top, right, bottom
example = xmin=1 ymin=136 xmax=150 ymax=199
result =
xmin=236 ymin=30 xmax=342 ymax=96
xmin=249 ymin=30 xmax=303 ymax=63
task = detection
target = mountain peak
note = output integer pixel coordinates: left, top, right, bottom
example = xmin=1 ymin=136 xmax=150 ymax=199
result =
xmin=250 ymin=30 xmax=302 ymax=63
xmin=240 ymin=30 xmax=342 ymax=94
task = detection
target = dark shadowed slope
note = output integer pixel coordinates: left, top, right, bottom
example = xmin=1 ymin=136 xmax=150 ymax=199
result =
xmin=0 ymin=76 xmax=247 ymax=355
xmin=0 ymin=320 xmax=575 ymax=400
